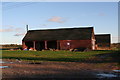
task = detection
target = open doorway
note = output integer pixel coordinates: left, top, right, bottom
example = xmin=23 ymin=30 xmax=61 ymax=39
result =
xmin=47 ymin=41 xmax=57 ymax=49
xmin=36 ymin=41 xmax=45 ymax=51
xmin=25 ymin=42 xmax=33 ymax=49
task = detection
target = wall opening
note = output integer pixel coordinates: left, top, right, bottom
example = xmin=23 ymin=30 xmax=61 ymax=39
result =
xmin=25 ymin=41 xmax=33 ymax=49
xmin=36 ymin=41 xmax=45 ymax=51
xmin=47 ymin=41 xmax=57 ymax=49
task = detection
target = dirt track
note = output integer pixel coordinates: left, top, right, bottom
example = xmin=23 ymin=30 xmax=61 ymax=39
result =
xmin=1 ymin=59 xmax=120 ymax=80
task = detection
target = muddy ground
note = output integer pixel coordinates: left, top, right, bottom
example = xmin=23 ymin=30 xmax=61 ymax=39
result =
xmin=1 ymin=59 xmax=120 ymax=80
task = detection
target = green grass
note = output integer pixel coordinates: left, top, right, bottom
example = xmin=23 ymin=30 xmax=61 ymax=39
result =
xmin=1 ymin=50 xmax=120 ymax=63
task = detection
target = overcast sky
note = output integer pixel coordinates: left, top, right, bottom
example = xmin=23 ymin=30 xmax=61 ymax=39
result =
xmin=0 ymin=1 xmax=119 ymax=44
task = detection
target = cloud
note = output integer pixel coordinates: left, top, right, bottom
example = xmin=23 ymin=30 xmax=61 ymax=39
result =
xmin=0 ymin=28 xmax=23 ymax=32
xmin=48 ymin=16 xmax=66 ymax=23
xmin=0 ymin=28 xmax=14 ymax=32
xmin=4 ymin=25 xmax=14 ymax=28
xmin=14 ymin=33 xmax=25 ymax=36
xmin=14 ymin=28 xmax=23 ymax=31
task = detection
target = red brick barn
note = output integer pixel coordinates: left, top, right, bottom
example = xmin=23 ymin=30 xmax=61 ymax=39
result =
xmin=22 ymin=27 xmax=96 ymax=51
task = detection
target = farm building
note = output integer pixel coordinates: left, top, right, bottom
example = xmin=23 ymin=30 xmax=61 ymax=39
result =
xmin=95 ymin=34 xmax=111 ymax=50
xmin=22 ymin=27 xmax=96 ymax=51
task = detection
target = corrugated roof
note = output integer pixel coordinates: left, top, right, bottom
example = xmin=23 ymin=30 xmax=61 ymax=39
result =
xmin=22 ymin=27 xmax=93 ymax=41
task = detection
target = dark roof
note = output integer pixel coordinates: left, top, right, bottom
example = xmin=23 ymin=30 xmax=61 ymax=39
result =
xmin=22 ymin=27 xmax=94 ymax=41
xmin=95 ymin=34 xmax=111 ymax=44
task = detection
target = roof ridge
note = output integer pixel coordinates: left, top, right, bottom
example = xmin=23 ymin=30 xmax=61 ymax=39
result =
xmin=28 ymin=27 xmax=93 ymax=31
xmin=95 ymin=34 xmax=110 ymax=36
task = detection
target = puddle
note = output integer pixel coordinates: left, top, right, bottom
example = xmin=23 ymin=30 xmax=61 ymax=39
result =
xmin=0 ymin=61 xmax=5 ymax=63
xmin=113 ymin=70 xmax=120 ymax=73
xmin=0 ymin=66 xmax=9 ymax=68
xmin=0 ymin=61 xmax=13 ymax=64
xmin=97 ymin=73 xmax=118 ymax=78
xmin=0 ymin=61 xmax=12 ymax=69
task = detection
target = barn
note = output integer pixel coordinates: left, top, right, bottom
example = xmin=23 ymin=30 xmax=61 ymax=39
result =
xmin=22 ymin=27 xmax=96 ymax=51
xmin=95 ymin=34 xmax=111 ymax=50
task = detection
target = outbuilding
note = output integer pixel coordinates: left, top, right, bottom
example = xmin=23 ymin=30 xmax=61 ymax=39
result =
xmin=95 ymin=34 xmax=111 ymax=50
xmin=22 ymin=27 xmax=96 ymax=51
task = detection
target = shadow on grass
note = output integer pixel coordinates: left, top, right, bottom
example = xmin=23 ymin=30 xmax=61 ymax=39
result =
xmin=2 ymin=50 xmax=120 ymax=64
xmin=94 ymin=50 xmax=120 ymax=64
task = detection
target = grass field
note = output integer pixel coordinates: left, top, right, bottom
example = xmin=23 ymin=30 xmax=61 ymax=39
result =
xmin=1 ymin=50 xmax=120 ymax=79
xmin=1 ymin=50 xmax=120 ymax=64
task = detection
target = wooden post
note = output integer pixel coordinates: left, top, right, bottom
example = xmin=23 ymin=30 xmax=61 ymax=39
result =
xmin=33 ymin=41 xmax=36 ymax=50
xmin=45 ymin=40 xmax=47 ymax=50
xmin=57 ymin=40 xmax=59 ymax=50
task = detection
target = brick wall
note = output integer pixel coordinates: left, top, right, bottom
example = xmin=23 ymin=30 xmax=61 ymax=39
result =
xmin=60 ymin=40 xmax=92 ymax=50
